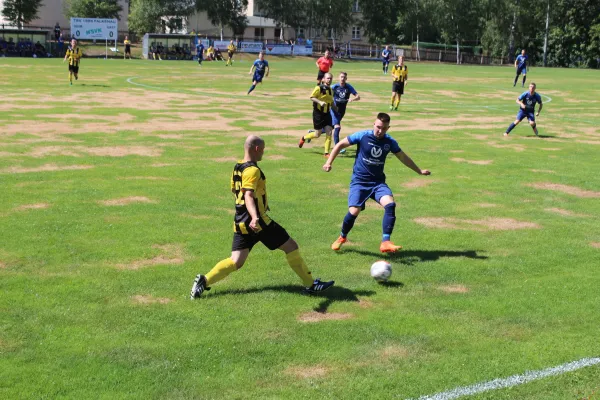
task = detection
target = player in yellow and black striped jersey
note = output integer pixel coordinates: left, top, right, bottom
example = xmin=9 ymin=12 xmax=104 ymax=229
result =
xmin=63 ymin=39 xmax=83 ymax=86
xmin=189 ymin=135 xmax=335 ymax=299
xmin=390 ymin=55 xmax=408 ymax=111
xmin=225 ymin=40 xmax=236 ymax=66
xmin=298 ymin=72 xmax=339 ymax=156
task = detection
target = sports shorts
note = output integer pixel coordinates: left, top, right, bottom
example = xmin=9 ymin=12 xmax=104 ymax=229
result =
xmin=516 ymin=109 xmax=535 ymax=122
xmin=68 ymin=65 xmax=79 ymax=74
xmin=392 ymin=81 xmax=405 ymax=94
xmin=313 ymin=109 xmax=333 ymax=130
xmin=232 ymin=220 xmax=290 ymax=251
xmin=348 ymin=182 xmax=393 ymax=208
xmin=317 ymin=69 xmax=327 ymax=81
xmin=253 ymin=72 xmax=265 ymax=83
xmin=517 ymin=66 xmax=527 ymax=75
xmin=330 ymin=106 xmax=347 ymax=126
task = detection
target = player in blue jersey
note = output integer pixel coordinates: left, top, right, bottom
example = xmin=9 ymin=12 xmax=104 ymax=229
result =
xmin=323 ymin=113 xmax=431 ymax=253
xmin=381 ymin=45 xmax=392 ymax=75
xmin=331 ymin=72 xmax=360 ymax=152
xmin=504 ymin=82 xmax=543 ymax=136
xmin=196 ymin=41 xmax=205 ymax=65
xmin=247 ymin=51 xmax=270 ymax=95
xmin=513 ymin=49 xmax=528 ymax=87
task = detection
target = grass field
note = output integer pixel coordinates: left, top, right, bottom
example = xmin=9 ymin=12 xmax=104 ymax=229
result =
xmin=1 ymin=56 xmax=600 ymax=399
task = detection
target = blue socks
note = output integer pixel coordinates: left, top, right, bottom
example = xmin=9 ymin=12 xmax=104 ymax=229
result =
xmin=341 ymin=212 xmax=357 ymax=238
xmin=382 ymin=203 xmax=396 ymax=241
xmin=506 ymin=122 xmax=516 ymax=134
xmin=248 ymin=84 xmax=256 ymax=94
xmin=333 ymin=127 xmax=341 ymax=145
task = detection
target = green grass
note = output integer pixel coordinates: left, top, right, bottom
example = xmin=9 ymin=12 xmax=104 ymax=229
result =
xmin=1 ymin=56 xmax=600 ymax=399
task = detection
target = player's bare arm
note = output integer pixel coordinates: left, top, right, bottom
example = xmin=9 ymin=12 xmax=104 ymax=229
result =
xmin=349 ymin=94 xmax=361 ymax=102
xmin=243 ymin=189 xmax=260 ymax=231
xmin=395 ymin=151 xmax=431 ymax=175
xmin=536 ymin=102 xmax=543 ymax=116
xmin=248 ymin=66 xmax=255 ymax=75
xmin=517 ymin=98 xmax=526 ymax=109
xmin=323 ymin=138 xmax=351 ymax=171
xmin=265 ymin=66 xmax=269 ymax=77
xmin=311 ymin=97 xmax=324 ymax=107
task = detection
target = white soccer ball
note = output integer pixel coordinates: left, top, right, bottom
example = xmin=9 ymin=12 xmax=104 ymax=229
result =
xmin=370 ymin=260 xmax=392 ymax=282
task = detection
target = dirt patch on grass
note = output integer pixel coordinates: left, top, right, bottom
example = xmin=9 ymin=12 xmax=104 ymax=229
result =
xmin=434 ymin=90 xmax=468 ymax=98
xmin=181 ymin=214 xmax=212 ymax=220
xmin=487 ymin=142 xmax=527 ymax=152
xmin=1 ymin=164 xmax=93 ymax=174
xmin=530 ymin=169 xmax=555 ymax=174
xmin=99 ymin=196 xmax=157 ymax=206
xmin=358 ymin=299 xmax=373 ymax=308
xmin=249 ymin=117 xmax=307 ymax=130
xmin=210 ymin=156 xmax=239 ymax=163
xmin=476 ymin=203 xmax=498 ymax=208
xmin=117 ymin=244 xmax=184 ymax=270
xmin=132 ymin=295 xmax=172 ymax=304
xmin=450 ymin=158 xmax=493 ymax=165
xmin=402 ymin=178 xmax=436 ymax=188
xmin=591 ymin=243 xmax=600 ymax=249
xmin=527 ymin=183 xmax=600 ymax=198
xmin=297 ymin=311 xmax=354 ymax=323
xmin=284 ymin=365 xmax=330 ymax=379
xmin=380 ymin=345 xmax=410 ymax=359
xmin=0 ymin=261 xmax=6 ymax=269
xmin=268 ymin=154 xmax=290 ymax=160
xmin=545 ymin=208 xmax=589 ymax=217
xmin=117 ymin=176 xmax=171 ymax=181
xmin=14 ymin=203 xmax=50 ymax=211
xmin=414 ymin=217 xmax=540 ymax=231
xmin=437 ymin=284 xmax=469 ymax=293
xmin=43 ymin=113 xmax=135 ymax=123
xmin=86 ymin=146 xmax=162 ymax=157
xmin=151 ymin=163 xmax=178 ymax=167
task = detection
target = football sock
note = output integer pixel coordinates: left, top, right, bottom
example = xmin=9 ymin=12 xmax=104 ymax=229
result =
xmin=506 ymin=122 xmax=516 ymax=134
xmin=390 ymin=95 xmax=395 ymax=106
xmin=382 ymin=203 xmax=397 ymax=240
xmin=333 ymin=126 xmax=341 ymax=145
xmin=395 ymin=97 xmax=401 ymax=108
xmin=522 ymin=76 xmax=527 ymax=85
xmin=205 ymin=258 xmax=237 ymax=286
xmin=69 ymin=72 xmax=73 ymax=83
xmin=324 ymin=134 xmax=332 ymax=154
xmin=305 ymin=131 xmax=318 ymax=140
xmin=247 ymin=84 xmax=256 ymax=94
xmin=285 ymin=249 xmax=314 ymax=286
xmin=383 ymin=64 xmax=386 ymax=73
xmin=514 ymin=75 xmax=519 ymax=86
xmin=341 ymin=212 xmax=357 ymax=238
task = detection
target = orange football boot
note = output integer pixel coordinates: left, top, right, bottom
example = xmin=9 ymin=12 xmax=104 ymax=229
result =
xmin=380 ymin=241 xmax=402 ymax=253
xmin=331 ymin=236 xmax=347 ymax=251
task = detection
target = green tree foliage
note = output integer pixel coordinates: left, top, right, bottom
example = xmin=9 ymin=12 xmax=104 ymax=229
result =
xmin=129 ymin=0 xmax=195 ymax=35
xmin=1 ymin=0 xmax=44 ymax=29
xmin=196 ymin=0 xmax=248 ymax=38
xmin=254 ymin=0 xmax=309 ymax=33
xmin=65 ymin=0 xmax=123 ymax=20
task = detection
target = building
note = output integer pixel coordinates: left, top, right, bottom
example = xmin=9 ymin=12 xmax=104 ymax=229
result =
xmin=0 ymin=0 xmax=129 ymax=36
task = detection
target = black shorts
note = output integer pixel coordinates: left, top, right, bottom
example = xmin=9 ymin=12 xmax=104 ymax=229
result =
xmin=232 ymin=220 xmax=290 ymax=251
xmin=125 ymin=45 xmax=131 ymax=54
xmin=228 ymin=51 xmax=234 ymax=58
xmin=69 ymin=65 xmax=79 ymax=74
xmin=313 ymin=109 xmax=333 ymax=130
xmin=392 ymin=81 xmax=404 ymax=94
xmin=317 ymin=70 xmax=327 ymax=81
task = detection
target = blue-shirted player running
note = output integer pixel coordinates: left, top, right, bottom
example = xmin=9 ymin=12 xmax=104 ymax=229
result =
xmin=247 ymin=51 xmax=269 ymax=95
xmin=514 ymin=49 xmax=528 ymax=87
xmin=323 ymin=113 xmax=431 ymax=253
xmin=196 ymin=41 xmax=205 ymax=66
xmin=504 ymin=82 xmax=543 ymax=136
xmin=331 ymin=71 xmax=361 ymax=153
xmin=381 ymin=45 xmax=392 ymax=75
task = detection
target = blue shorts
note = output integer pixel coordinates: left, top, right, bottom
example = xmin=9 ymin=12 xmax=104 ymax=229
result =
xmin=517 ymin=66 xmax=527 ymax=75
xmin=348 ymin=182 xmax=393 ymax=208
xmin=253 ymin=72 xmax=264 ymax=83
xmin=516 ymin=109 xmax=535 ymax=122
xmin=382 ymin=58 xmax=390 ymax=65
xmin=330 ymin=107 xmax=346 ymax=126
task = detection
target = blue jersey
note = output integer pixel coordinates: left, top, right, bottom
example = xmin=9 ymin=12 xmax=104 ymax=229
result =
xmin=331 ymin=83 xmax=357 ymax=112
xmin=347 ymin=130 xmax=402 ymax=184
xmin=516 ymin=54 xmax=528 ymax=69
xmin=518 ymin=91 xmax=542 ymax=112
xmin=253 ymin=59 xmax=269 ymax=75
xmin=196 ymin=43 xmax=204 ymax=54
xmin=382 ymin=49 xmax=391 ymax=60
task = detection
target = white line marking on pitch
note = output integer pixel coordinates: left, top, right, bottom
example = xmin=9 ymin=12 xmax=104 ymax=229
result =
xmin=409 ymin=357 xmax=600 ymax=400
xmin=126 ymin=76 xmax=163 ymax=90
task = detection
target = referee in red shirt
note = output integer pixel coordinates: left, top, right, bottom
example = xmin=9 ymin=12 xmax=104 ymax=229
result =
xmin=316 ymin=50 xmax=334 ymax=83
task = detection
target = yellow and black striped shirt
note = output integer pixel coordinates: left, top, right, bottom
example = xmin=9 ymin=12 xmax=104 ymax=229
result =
xmin=227 ymin=43 xmax=236 ymax=53
xmin=65 ymin=47 xmax=83 ymax=67
xmin=310 ymin=84 xmax=334 ymax=113
xmin=231 ymin=161 xmax=271 ymax=234
xmin=392 ymin=64 xmax=408 ymax=82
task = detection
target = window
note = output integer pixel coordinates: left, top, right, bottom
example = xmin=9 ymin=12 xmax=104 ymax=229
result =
xmin=314 ymin=28 xmax=321 ymax=39
xmin=274 ymin=28 xmax=281 ymax=39
xmin=254 ymin=28 xmax=265 ymax=39
xmin=352 ymin=0 xmax=361 ymax=12
xmin=352 ymin=27 xmax=361 ymax=40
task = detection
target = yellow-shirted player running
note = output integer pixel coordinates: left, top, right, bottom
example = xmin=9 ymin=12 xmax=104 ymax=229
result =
xmin=190 ymin=135 xmax=335 ymax=298
xmin=226 ymin=40 xmax=236 ymax=66
xmin=298 ymin=72 xmax=338 ymax=156
xmin=390 ymin=55 xmax=408 ymax=111
xmin=63 ymin=39 xmax=83 ymax=86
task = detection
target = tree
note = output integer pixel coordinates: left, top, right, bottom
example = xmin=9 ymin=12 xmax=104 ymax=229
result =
xmin=129 ymin=0 xmax=163 ymax=35
xmin=436 ymin=0 xmax=481 ymax=64
xmin=196 ymin=0 xmax=248 ymax=40
xmin=65 ymin=0 xmax=123 ymax=20
xmin=358 ymin=0 xmax=401 ymax=43
xmin=2 ymin=0 xmax=44 ymax=29
xmin=255 ymin=0 xmax=309 ymax=36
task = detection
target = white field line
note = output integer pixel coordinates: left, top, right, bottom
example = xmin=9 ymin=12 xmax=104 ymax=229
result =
xmin=410 ymin=357 xmax=600 ymax=400
xmin=125 ymin=76 xmax=164 ymax=90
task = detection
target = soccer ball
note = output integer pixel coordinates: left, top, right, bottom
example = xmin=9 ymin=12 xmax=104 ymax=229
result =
xmin=370 ymin=260 xmax=392 ymax=282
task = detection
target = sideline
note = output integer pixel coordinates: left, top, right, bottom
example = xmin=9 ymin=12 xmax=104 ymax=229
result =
xmin=410 ymin=357 xmax=600 ymax=400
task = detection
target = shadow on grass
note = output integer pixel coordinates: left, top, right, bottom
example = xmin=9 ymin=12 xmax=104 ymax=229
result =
xmin=205 ymin=284 xmax=379 ymax=313
xmin=342 ymin=248 xmax=488 ymax=265
xmin=526 ymin=134 xmax=556 ymax=138
xmin=80 ymin=84 xmax=111 ymax=88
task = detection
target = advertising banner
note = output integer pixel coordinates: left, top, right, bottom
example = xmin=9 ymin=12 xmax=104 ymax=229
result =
xmin=238 ymin=42 xmax=313 ymax=56
xmin=70 ymin=18 xmax=118 ymax=40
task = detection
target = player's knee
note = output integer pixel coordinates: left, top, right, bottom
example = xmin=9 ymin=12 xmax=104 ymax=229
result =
xmin=531 ymin=122 xmax=536 ymax=128
xmin=280 ymin=238 xmax=298 ymax=253
xmin=349 ymin=207 xmax=361 ymax=217
xmin=383 ymin=202 xmax=396 ymax=213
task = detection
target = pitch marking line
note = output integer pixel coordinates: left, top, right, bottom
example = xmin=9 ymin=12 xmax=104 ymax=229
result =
xmin=409 ymin=357 xmax=600 ymax=400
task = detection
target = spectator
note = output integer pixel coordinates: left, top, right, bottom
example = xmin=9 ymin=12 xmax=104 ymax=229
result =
xmin=54 ymin=23 xmax=61 ymax=41
xmin=58 ymin=33 xmax=64 ymax=56
xmin=34 ymin=41 xmax=46 ymax=58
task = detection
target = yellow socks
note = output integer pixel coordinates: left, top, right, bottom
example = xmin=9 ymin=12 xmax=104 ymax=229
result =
xmin=395 ymin=97 xmax=401 ymax=108
xmin=324 ymin=134 xmax=332 ymax=154
xmin=305 ymin=131 xmax=318 ymax=140
xmin=286 ymin=249 xmax=314 ymax=286
xmin=69 ymin=72 xmax=73 ymax=83
xmin=205 ymin=258 xmax=237 ymax=286
xmin=390 ymin=95 xmax=395 ymax=106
